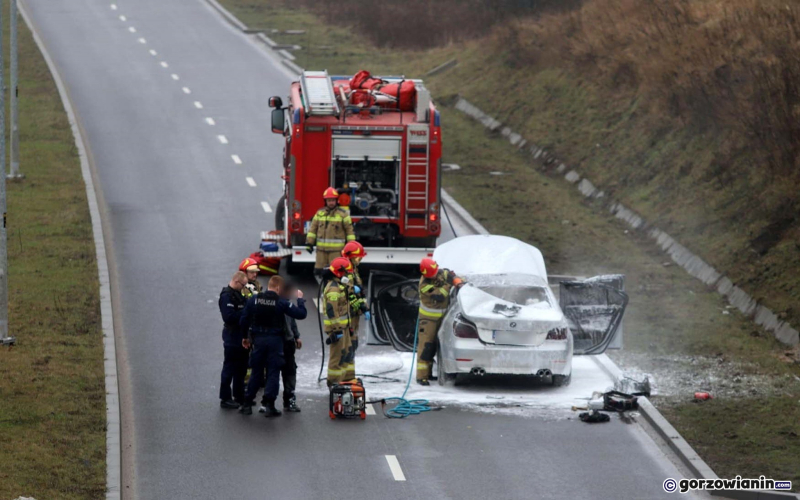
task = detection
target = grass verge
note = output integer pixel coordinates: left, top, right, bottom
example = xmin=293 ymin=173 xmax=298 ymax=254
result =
xmin=0 ymin=5 xmax=105 ymax=500
xmin=221 ymin=0 xmax=800 ymax=489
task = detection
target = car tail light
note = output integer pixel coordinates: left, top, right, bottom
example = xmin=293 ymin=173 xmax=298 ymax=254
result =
xmin=546 ymin=327 xmax=568 ymax=340
xmin=453 ymin=314 xmax=479 ymax=339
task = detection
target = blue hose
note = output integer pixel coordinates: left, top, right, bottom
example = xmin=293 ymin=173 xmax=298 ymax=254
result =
xmin=382 ymin=318 xmax=432 ymax=418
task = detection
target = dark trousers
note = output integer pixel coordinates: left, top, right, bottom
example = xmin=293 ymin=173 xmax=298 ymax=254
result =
xmin=244 ymin=335 xmax=284 ymax=405
xmin=281 ymin=340 xmax=297 ymax=405
xmin=219 ymin=345 xmax=249 ymax=402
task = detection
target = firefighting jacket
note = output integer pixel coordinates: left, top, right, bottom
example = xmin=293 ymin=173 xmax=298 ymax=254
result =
xmin=305 ymin=206 xmax=356 ymax=251
xmin=323 ymin=280 xmax=351 ymax=334
xmin=418 ymin=269 xmax=460 ymax=321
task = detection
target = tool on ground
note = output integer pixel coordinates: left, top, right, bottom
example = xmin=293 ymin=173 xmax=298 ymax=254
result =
xmin=329 ymin=377 xmax=367 ymax=420
xmin=603 ymin=390 xmax=639 ymax=412
xmin=694 ymin=392 xmax=712 ymax=400
xmin=579 ymin=410 xmax=610 ymax=423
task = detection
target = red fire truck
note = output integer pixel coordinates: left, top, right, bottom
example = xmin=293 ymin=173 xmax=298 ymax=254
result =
xmin=268 ymin=70 xmax=442 ymax=272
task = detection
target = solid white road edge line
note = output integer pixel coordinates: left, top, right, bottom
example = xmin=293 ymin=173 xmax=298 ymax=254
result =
xmin=385 ymin=455 xmax=406 ymax=481
xmin=231 ymin=154 xmax=242 ymax=164
xmin=365 ymin=404 xmax=376 ymax=415
xmin=20 ymin=3 xmax=121 ymax=498
xmin=217 ymin=134 xmax=228 ymax=144
xmin=246 ymin=177 xmax=256 ymax=187
xmin=261 ymin=202 xmax=272 ymax=213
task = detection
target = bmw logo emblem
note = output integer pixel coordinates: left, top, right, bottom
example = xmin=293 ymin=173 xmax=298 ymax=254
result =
xmin=510 ymin=322 xmax=517 ymax=328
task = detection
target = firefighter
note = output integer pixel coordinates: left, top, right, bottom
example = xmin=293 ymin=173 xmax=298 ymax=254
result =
xmin=341 ymin=241 xmax=370 ymax=354
xmin=218 ymin=271 xmax=250 ymax=409
xmin=239 ymin=275 xmax=307 ymax=417
xmin=323 ymin=257 xmax=357 ymax=387
xmin=416 ymin=258 xmax=465 ymax=385
xmin=305 ymin=187 xmax=356 ymax=274
xmin=238 ymin=257 xmax=262 ymax=297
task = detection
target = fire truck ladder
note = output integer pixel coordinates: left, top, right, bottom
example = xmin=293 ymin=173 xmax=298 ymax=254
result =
xmin=300 ymin=70 xmax=339 ymax=116
xmin=404 ymin=125 xmax=430 ymax=230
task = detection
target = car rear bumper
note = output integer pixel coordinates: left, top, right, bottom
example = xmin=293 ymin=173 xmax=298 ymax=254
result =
xmin=443 ymin=338 xmax=572 ymax=376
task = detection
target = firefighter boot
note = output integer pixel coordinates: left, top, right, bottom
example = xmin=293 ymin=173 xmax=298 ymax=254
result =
xmin=284 ymin=396 xmax=301 ymax=412
xmin=263 ymin=400 xmax=282 ymax=418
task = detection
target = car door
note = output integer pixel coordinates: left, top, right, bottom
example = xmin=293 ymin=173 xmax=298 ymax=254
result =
xmin=366 ymin=271 xmax=419 ymax=351
xmin=559 ymin=274 xmax=629 ymax=355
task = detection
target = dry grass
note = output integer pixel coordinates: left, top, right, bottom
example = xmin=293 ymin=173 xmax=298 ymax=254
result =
xmin=0 ymin=5 xmax=105 ymax=499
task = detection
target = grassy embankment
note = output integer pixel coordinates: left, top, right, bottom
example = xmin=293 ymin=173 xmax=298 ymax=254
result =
xmin=0 ymin=5 xmax=105 ymax=500
xmin=220 ymin=0 xmax=800 ymax=488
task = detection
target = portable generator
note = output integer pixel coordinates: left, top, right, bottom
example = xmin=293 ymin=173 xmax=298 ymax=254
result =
xmin=329 ymin=378 xmax=367 ymax=420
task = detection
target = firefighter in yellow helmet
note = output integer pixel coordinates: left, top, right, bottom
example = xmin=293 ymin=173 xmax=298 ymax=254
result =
xmin=305 ymin=187 xmax=356 ymax=275
xmin=323 ymin=257 xmax=356 ymax=387
xmin=416 ymin=258 xmax=464 ymax=385
xmin=341 ymin=241 xmax=369 ymax=354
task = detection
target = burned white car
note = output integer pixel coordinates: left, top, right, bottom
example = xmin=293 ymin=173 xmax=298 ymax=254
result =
xmin=366 ymin=235 xmax=628 ymax=386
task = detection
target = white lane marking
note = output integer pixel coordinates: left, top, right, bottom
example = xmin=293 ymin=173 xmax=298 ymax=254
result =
xmin=261 ymin=202 xmax=272 ymax=213
xmin=217 ymin=135 xmax=228 ymax=144
xmin=365 ymin=404 xmax=376 ymax=415
xmin=119 ymin=15 xmax=126 ymax=21
xmin=128 ymin=26 xmax=136 ymax=33
xmin=231 ymin=154 xmax=242 ymax=164
xmin=246 ymin=177 xmax=257 ymax=187
xmin=205 ymin=117 xmax=215 ymax=126
xmin=138 ymin=38 xmax=147 ymax=44
xmin=182 ymin=87 xmax=191 ymax=94
xmin=149 ymin=49 xmax=157 ymax=56
xmin=194 ymin=101 xmax=203 ymax=109
xmin=312 ymin=298 xmax=318 ymax=307
xmin=171 ymin=74 xmax=180 ymax=81
xmin=160 ymin=61 xmax=168 ymax=68
xmin=111 ymin=4 xmax=118 ymax=10
xmin=385 ymin=456 xmax=406 ymax=481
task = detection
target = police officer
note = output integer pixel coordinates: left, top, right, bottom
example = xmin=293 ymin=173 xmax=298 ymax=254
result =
xmin=323 ymin=257 xmax=356 ymax=387
xmin=239 ymin=275 xmax=307 ymax=417
xmin=305 ymin=187 xmax=356 ymax=275
xmin=416 ymin=258 xmax=464 ymax=385
xmin=218 ymin=271 xmax=250 ymax=409
xmin=341 ymin=241 xmax=370 ymax=355
xmin=260 ymin=281 xmax=303 ymax=414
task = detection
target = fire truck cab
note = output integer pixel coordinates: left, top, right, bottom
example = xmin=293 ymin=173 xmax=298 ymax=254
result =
xmin=269 ymin=70 xmax=442 ymax=272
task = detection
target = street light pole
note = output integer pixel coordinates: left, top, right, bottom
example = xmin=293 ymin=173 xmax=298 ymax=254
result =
xmin=7 ymin=0 xmax=21 ymax=180
xmin=0 ymin=0 xmax=12 ymax=347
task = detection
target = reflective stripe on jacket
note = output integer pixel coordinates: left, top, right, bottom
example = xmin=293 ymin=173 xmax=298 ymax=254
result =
xmin=305 ymin=206 xmax=355 ymax=248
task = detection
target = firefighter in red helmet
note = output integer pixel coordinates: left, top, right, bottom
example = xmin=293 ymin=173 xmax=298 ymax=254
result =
xmin=341 ymin=241 xmax=369 ymax=354
xmin=416 ymin=257 xmax=464 ymax=385
xmin=323 ymin=257 xmax=357 ymax=386
xmin=238 ymin=257 xmax=262 ymax=297
xmin=305 ymin=187 xmax=356 ymax=275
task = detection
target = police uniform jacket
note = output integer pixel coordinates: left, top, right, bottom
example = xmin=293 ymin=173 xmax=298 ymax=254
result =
xmin=240 ymin=290 xmax=307 ymax=339
xmin=219 ymin=286 xmax=248 ymax=347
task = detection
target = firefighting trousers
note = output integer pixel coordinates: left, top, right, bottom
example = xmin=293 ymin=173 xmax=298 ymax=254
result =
xmin=327 ymin=328 xmax=355 ymax=387
xmin=350 ymin=315 xmax=360 ymax=353
xmin=315 ymin=249 xmax=341 ymax=270
xmin=416 ymin=317 xmax=441 ymax=381
xmin=244 ymin=335 xmax=284 ymax=404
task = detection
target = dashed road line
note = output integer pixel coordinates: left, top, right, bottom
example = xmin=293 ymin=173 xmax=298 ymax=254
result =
xmin=171 ymin=74 xmax=180 ymax=81
xmin=119 ymin=15 xmax=126 ymax=21
xmin=365 ymin=404 xmax=376 ymax=416
xmin=138 ymin=37 xmax=147 ymax=44
xmin=246 ymin=177 xmax=257 ymax=187
xmin=160 ymin=61 xmax=169 ymax=68
xmin=111 ymin=4 xmax=118 ymax=10
xmin=149 ymin=49 xmax=157 ymax=56
xmin=128 ymin=26 xmax=136 ymax=33
xmin=261 ymin=202 xmax=272 ymax=213
xmin=194 ymin=101 xmax=203 ymax=109
xmin=231 ymin=154 xmax=242 ymax=164
xmin=385 ymin=455 xmax=406 ymax=481
xmin=205 ymin=117 xmax=215 ymax=126
xmin=182 ymin=87 xmax=191 ymax=94
xmin=217 ymin=135 xmax=228 ymax=144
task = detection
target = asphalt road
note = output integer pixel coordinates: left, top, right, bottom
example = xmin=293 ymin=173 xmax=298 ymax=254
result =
xmin=24 ymin=1 xmax=703 ymax=498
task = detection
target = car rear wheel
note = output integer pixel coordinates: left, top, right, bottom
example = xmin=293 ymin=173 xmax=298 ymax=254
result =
xmin=436 ymin=343 xmax=456 ymax=387
xmin=552 ymin=373 xmax=571 ymax=387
